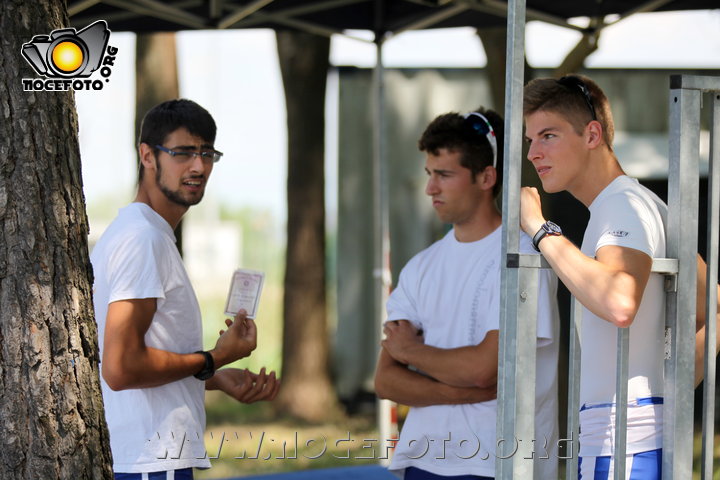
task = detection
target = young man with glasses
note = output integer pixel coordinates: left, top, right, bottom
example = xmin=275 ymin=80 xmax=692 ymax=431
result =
xmin=375 ymin=107 xmax=559 ymax=479
xmin=520 ymin=74 xmax=667 ymax=479
xmin=91 ymin=99 xmax=279 ymax=479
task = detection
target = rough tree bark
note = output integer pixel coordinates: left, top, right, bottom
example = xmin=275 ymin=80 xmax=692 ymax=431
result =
xmin=134 ymin=33 xmax=183 ymax=252
xmin=275 ymin=30 xmax=341 ymax=422
xmin=0 ymin=2 xmax=113 ymax=479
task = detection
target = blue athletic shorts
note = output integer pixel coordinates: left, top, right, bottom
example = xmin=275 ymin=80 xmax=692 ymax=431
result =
xmin=404 ymin=466 xmax=493 ymax=480
xmin=114 ymin=468 xmax=193 ymax=480
xmin=579 ymin=448 xmax=661 ymax=480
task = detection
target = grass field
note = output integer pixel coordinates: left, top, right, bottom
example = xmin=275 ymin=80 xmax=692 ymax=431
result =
xmin=196 ymin=403 xmax=381 ymax=479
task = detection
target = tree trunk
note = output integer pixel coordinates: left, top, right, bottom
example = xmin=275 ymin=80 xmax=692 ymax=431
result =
xmin=476 ymin=26 xmax=533 ymax=113
xmin=0 ymin=2 xmax=113 ymax=478
xmin=275 ymin=30 xmax=340 ymax=422
xmin=554 ymin=18 xmax=602 ymax=77
xmin=135 ymin=33 xmax=183 ymax=252
xmin=135 ymin=33 xmax=180 ymax=141
xmin=477 ymin=26 xmax=538 ymax=191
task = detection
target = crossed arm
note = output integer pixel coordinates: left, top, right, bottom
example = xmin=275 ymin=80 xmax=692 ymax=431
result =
xmin=374 ymin=320 xmax=497 ymax=407
xmin=102 ymin=298 xmax=279 ymax=402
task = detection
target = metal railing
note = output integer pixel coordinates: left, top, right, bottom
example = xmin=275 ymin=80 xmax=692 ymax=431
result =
xmin=663 ymin=75 xmax=720 ymax=480
xmin=496 ymin=60 xmax=719 ymax=480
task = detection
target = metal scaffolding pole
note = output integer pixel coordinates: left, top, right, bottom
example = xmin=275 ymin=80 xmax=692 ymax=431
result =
xmin=372 ymin=26 xmax=395 ymax=468
xmin=663 ymin=74 xmax=705 ymax=480
xmin=700 ymin=81 xmax=720 ymax=480
xmin=565 ymin=298 xmax=582 ymax=480
xmin=497 ymin=0 xmax=536 ymax=478
xmin=613 ymin=328 xmax=630 ymax=480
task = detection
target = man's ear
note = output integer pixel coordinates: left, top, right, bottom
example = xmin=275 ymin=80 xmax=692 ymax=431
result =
xmin=586 ymin=120 xmax=604 ymax=149
xmin=478 ymin=165 xmax=497 ymax=191
xmin=138 ymin=143 xmax=157 ymax=171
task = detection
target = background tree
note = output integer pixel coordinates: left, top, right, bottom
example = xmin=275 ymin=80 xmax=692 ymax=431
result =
xmin=134 ymin=33 xmax=183 ymax=251
xmin=477 ymin=25 xmax=538 ymax=190
xmin=0 ymin=1 xmax=112 ymax=478
xmin=275 ymin=30 xmax=341 ymax=422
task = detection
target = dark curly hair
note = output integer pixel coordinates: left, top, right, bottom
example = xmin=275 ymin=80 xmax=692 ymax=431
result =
xmin=418 ymin=107 xmax=504 ymax=197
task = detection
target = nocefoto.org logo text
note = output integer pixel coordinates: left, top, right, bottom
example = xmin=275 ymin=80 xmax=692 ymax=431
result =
xmin=21 ymin=20 xmax=119 ymax=92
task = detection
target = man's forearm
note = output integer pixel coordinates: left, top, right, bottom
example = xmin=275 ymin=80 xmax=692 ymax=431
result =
xmin=103 ymin=346 xmax=206 ymax=390
xmin=399 ymin=336 xmax=498 ymax=389
xmin=374 ymin=350 xmax=495 ymax=406
xmin=537 ymin=235 xmax=650 ymax=327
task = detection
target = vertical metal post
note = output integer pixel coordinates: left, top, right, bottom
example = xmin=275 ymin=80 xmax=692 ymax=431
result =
xmin=613 ymin=328 xmax=630 ymax=480
xmin=663 ymin=75 xmax=701 ymax=480
xmin=565 ymin=298 xmax=582 ymax=480
xmin=513 ymin=266 xmax=539 ymax=477
xmin=700 ymin=89 xmax=720 ymax=480
xmin=496 ymin=0 xmax=529 ymax=478
xmin=372 ymin=30 xmax=394 ymax=466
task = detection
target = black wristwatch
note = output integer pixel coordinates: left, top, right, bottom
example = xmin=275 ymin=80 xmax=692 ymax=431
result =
xmin=193 ymin=351 xmax=215 ymax=380
xmin=532 ymin=221 xmax=562 ymax=252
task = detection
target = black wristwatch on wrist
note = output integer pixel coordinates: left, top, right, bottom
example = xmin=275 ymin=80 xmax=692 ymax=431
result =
xmin=193 ymin=350 xmax=215 ymax=380
xmin=532 ymin=221 xmax=562 ymax=252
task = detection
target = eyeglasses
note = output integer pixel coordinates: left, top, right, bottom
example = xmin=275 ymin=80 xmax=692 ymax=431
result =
xmin=557 ymin=76 xmax=597 ymax=121
xmin=463 ymin=112 xmax=498 ymax=168
xmin=155 ymin=144 xmax=223 ymax=163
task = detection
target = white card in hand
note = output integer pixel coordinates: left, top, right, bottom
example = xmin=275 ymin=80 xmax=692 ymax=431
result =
xmin=224 ymin=268 xmax=264 ymax=319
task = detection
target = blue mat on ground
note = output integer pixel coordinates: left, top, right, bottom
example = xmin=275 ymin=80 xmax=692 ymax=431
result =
xmin=221 ymin=465 xmax=396 ymax=479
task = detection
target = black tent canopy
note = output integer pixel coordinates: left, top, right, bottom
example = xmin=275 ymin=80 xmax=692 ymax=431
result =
xmin=69 ymin=0 xmax=718 ymax=36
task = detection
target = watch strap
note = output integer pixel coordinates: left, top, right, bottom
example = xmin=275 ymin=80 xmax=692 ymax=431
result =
xmin=193 ymin=350 xmax=215 ymax=380
xmin=532 ymin=221 xmax=562 ymax=252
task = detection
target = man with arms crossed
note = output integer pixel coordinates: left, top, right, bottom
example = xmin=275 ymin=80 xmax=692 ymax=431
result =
xmin=520 ymin=75 xmax=666 ymax=479
xmin=92 ymin=99 xmax=279 ymax=479
xmin=375 ymin=108 xmax=559 ymax=479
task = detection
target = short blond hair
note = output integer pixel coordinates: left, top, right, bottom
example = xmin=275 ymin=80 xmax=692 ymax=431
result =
xmin=523 ymin=74 xmax=614 ymax=151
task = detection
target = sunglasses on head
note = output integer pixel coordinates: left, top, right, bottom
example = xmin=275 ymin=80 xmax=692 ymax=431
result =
xmin=557 ymin=76 xmax=597 ymax=121
xmin=463 ymin=112 xmax=497 ymax=168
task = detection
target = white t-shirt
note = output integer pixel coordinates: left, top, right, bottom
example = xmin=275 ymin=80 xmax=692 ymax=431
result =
xmin=91 ymin=203 xmax=210 ymax=473
xmin=386 ymin=226 xmax=559 ymax=478
xmin=579 ymin=175 xmax=667 ymax=457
